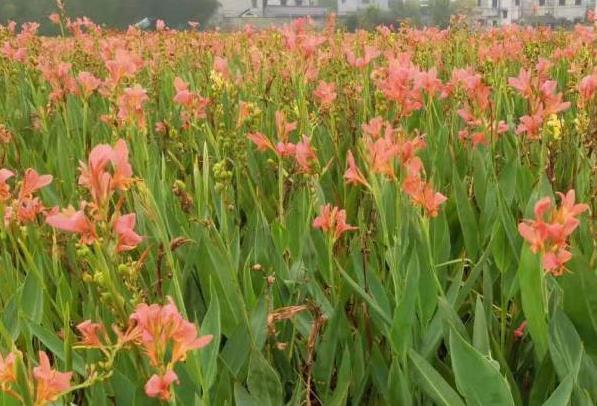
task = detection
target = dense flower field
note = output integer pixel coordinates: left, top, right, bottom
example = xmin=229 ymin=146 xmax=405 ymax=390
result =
xmin=0 ymin=10 xmax=595 ymax=405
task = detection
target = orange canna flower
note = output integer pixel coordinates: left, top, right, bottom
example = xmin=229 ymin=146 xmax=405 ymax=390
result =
xmin=313 ymin=80 xmax=337 ymax=107
xmin=313 ymin=204 xmax=357 ymax=241
xmin=344 ymin=151 xmax=368 ymax=187
xmin=293 ymin=135 xmax=317 ymax=173
xmin=113 ymin=213 xmax=143 ymax=253
xmin=145 ymin=370 xmax=179 ymax=401
xmin=542 ymin=248 xmax=573 ymax=275
xmin=518 ymin=190 xmax=589 ymax=276
xmin=0 ymin=169 xmax=14 ymax=202
xmin=78 ymin=139 xmax=133 ymax=207
xmin=0 ymin=352 xmax=17 ymax=389
xmin=578 ymin=73 xmax=597 ymax=105
xmin=130 ymin=298 xmax=213 ymax=368
xmin=76 ymin=320 xmax=104 ymax=347
xmin=247 ymin=132 xmax=275 ymax=152
xmin=19 ymin=169 xmax=52 ymax=200
xmin=117 ymin=85 xmax=149 ymax=128
xmin=274 ymin=111 xmax=297 ymax=142
xmin=514 ymin=321 xmax=528 ymax=339
xmin=508 ymin=68 xmax=533 ymax=99
xmin=46 ymin=206 xmax=97 ymax=245
xmin=33 ymin=351 xmax=72 ymax=406
xmin=77 ymin=71 xmax=101 ymax=98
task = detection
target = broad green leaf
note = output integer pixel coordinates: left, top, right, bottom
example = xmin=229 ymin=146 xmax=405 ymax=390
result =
xmin=390 ymin=252 xmax=419 ymax=356
xmin=408 ymin=349 xmax=465 ymax=406
xmin=201 ymin=282 xmax=221 ymax=392
xmin=543 ymin=373 xmax=574 ymax=406
xmin=518 ymin=245 xmax=549 ymax=360
xmin=452 ymin=168 xmax=480 ymax=259
xmin=247 ymin=350 xmax=283 ymax=406
xmin=450 ymin=329 xmax=515 ymax=406
xmin=473 ymin=296 xmax=490 ymax=356
xmin=548 ymin=310 xmax=583 ymax=380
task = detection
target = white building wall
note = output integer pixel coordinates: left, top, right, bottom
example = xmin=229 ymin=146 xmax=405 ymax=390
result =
xmin=475 ymin=0 xmax=592 ymax=25
xmin=338 ymin=0 xmax=390 ymax=15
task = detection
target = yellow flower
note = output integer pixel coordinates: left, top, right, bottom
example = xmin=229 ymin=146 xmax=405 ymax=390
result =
xmin=546 ymin=114 xmax=562 ymax=140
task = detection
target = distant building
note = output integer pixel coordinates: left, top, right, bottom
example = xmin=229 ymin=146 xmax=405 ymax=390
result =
xmin=214 ymin=0 xmax=330 ymax=28
xmin=337 ymin=0 xmax=390 ymax=15
xmin=474 ymin=0 xmax=595 ymax=26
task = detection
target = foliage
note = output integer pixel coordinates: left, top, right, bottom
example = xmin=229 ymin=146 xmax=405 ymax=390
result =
xmin=0 ymin=12 xmax=595 ymax=406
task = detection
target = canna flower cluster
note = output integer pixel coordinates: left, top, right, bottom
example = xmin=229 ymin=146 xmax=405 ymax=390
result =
xmin=360 ymin=117 xmax=447 ymax=217
xmin=46 ymin=139 xmax=142 ymax=253
xmin=313 ymin=204 xmax=357 ymax=242
xmin=452 ymin=67 xmax=508 ymax=147
xmin=518 ymin=189 xmax=589 ymax=275
xmin=173 ymin=76 xmax=210 ymax=129
xmin=247 ymin=111 xmax=317 ymax=173
xmin=0 ymin=350 xmax=73 ymax=406
xmin=0 ymin=168 xmax=53 ymax=226
xmin=76 ymin=298 xmax=213 ymax=402
xmin=117 ymin=84 xmax=149 ymax=128
xmin=374 ymin=54 xmax=448 ymax=118
xmin=509 ymin=60 xmax=571 ymax=140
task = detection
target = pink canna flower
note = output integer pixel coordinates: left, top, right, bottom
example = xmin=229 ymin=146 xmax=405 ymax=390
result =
xmin=518 ymin=190 xmax=589 ymax=276
xmin=518 ymin=222 xmax=548 ymax=254
xmin=0 ymin=169 xmax=14 ymax=202
xmin=508 ymin=68 xmax=533 ymax=99
xmin=155 ymin=19 xmax=166 ymax=31
xmin=110 ymin=139 xmax=134 ymax=192
xmin=117 ymin=85 xmax=149 ymax=128
xmin=414 ymin=68 xmax=443 ymax=97
xmin=413 ymin=184 xmax=447 ymax=218
xmin=553 ymin=190 xmax=590 ymax=223
xmin=345 ymin=45 xmax=380 ymax=68
xmin=0 ymin=124 xmax=12 ymax=144
xmin=172 ymin=77 xmax=209 ymax=122
xmin=514 ymin=321 xmax=528 ymax=339
xmin=275 ymin=111 xmax=297 ymax=142
xmin=77 ymin=71 xmax=101 ymax=98
xmin=46 ymin=206 xmax=97 ymax=245
xmin=542 ymin=248 xmax=573 ymax=275
xmin=516 ymin=110 xmax=544 ymax=140
xmin=344 ymin=151 xmax=369 ymax=187
xmin=105 ymin=49 xmax=143 ymax=86
xmin=293 ymin=135 xmax=317 ymax=172
xmin=79 ymin=145 xmax=114 ymax=206
xmin=0 ymin=352 xmax=17 ymax=388
xmin=76 ymin=320 xmax=104 ymax=347
xmin=79 ymin=139 xmax=133 ymax=207
xmin=313 ymin=81 xmax=337 ymax=107
xmin=130 ymin=298 xmax=213 ymax=368
xmin=247 ymin=132 xmax=275 ymax=152
xmin=113 ymin=213 xmax=143 ymax=252
xmin=313 ymin=204 xmax=357 ymax=241
xmin=145 ymin=370 xmax=179 ymax=401
xmin=33 ymin=351 xmax=72 ymax=406
xmin=539 ymin=80 xmax=570 ymax=114
xmin=48 ymin=13 xmax=61 ymax=25
xmin=173 ymin=77 xmax=192 ymax=105
xmin=366 ymin=134 xmax=400 ymax=178
xmin=276 ymin=142 xmax=296 ymax=157
xmin=19 ymin=169 xmax=52 ymax=199
xmin=15 ymin=197 xmax=46 ymax=224
xmin=213 ymin=56 xmax=230 ymax=79
xmin=578 ymin=73 xmax=597 ymax=105
xmin=362 ymin=116 xmax=386 ymax=139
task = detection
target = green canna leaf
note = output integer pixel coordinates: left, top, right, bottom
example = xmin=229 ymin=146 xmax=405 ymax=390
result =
xmin=449 ymin=329 xmax=515 ymax=406
xmin=408 ymin=349 xmax=465 ymax=406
